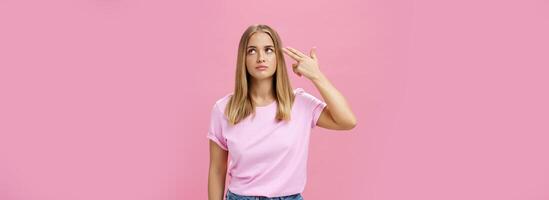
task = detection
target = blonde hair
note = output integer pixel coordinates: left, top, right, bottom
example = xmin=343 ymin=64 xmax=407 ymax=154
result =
xmin=225 ymin=24 xmax=295 ymax=125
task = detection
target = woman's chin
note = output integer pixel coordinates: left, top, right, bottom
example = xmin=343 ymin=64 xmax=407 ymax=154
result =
xmin=251 ymin=73 xmax=274 ymax=80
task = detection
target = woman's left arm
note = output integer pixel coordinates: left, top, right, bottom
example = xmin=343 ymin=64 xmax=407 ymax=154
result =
xmin=283 ymin=46 xmax=357 ymax=130
xmin=311 ymin=72 xmax=357 ymax=130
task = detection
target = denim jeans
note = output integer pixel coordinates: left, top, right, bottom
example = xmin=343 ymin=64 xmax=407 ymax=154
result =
xmin=226 ymin=189 xmax=304 ymax=200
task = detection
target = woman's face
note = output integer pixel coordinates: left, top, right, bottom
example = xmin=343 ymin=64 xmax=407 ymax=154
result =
xmin=245 ymin=32 xmax=277 ymax=80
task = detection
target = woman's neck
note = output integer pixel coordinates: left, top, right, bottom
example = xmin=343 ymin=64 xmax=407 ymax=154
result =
xmin=250 ymin=77 xmax=275 ymax=103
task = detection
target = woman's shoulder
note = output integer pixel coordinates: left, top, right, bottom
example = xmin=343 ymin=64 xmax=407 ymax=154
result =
xmin=293 ymin=87 xmax=306 ymax=95
xmin=212 ymin=92 xmax=233 ymax=113
xmin=293 ymin=87 xmax=324 ymax=106
xmin=293 ymin=87 xmax=316 ymax=100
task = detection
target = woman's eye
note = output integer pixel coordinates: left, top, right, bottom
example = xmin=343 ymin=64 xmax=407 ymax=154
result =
xmin=248 ymin=49 xmax=256 ymax=54
xmin=266 ymin=48 xmax=273 ymax=53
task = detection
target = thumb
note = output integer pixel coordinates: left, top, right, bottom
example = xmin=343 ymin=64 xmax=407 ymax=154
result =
xmin=310 ymin=46 xmax=317 ymax=60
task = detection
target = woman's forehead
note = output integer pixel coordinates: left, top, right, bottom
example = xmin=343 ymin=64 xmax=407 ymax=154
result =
xmin=247 ymin=32 xmax=274 ymax=47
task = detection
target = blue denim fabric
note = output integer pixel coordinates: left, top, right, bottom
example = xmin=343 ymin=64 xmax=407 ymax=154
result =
xmin=226 ymin=190 xmax=304 ymax=200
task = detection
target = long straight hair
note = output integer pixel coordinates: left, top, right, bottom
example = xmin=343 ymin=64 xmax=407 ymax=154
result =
xmin=225 ymin=24 xmax=295 ymax=125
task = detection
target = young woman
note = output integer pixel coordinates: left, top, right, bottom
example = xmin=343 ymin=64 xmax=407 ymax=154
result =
xmin=208 ymin=24 xmax=357 ymax=200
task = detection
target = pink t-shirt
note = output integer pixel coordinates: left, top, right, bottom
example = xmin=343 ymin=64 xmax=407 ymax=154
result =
xmin=207 ymin=87 xmax=327 ymax=197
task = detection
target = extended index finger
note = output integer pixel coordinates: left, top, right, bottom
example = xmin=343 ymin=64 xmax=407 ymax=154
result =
xmin=282 ymin=48 xmax=303 ymax=62
xmin=286 ymin=47 xmax=309 ymax=58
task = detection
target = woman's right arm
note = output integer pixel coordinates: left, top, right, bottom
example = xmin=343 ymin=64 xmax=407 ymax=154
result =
xmin=208 ymin=140 xmax=228 ymax=200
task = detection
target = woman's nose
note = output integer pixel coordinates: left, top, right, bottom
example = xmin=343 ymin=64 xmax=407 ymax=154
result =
xmin=257 ymin=52 xmax=265 ymax=63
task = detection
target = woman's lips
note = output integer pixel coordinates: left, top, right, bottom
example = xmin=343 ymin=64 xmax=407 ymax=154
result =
xmin=256 ymin=66 xmax=268 ymax=71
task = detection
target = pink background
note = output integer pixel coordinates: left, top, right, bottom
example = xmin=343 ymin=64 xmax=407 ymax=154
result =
xmin=1 ymin=0 xmax=548 ymax=199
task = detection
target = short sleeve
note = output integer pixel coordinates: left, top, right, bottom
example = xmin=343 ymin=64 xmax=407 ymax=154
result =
xmin=295 ymin=88 xmax=327 ymax=128
xmin=207 ymin=103 xmax=228 ymax=151
xmin=310 ymin=95 xmax=327 ymax=128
